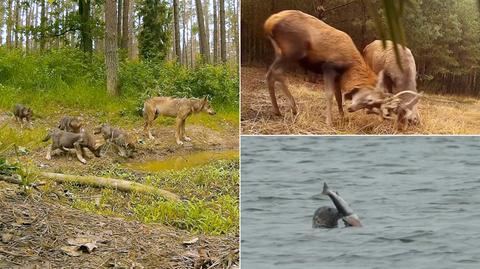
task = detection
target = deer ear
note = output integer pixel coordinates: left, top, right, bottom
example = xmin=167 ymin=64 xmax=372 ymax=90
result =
xmin=344 ymin=87 xmax=360 ymax=100
xmin=376 ymin=70 xmax=393 ymax=93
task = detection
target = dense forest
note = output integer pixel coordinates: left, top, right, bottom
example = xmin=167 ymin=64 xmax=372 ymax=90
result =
xmin=0 ymin=0 xmax=239 ymax=110
xmin=241 ymin=0 xmax=480 ymax=96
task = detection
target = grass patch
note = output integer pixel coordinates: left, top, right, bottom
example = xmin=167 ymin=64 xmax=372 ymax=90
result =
xmin=0 ymin=124 xmax=46 ymax=152
xmin=43 ymin=159 xmax=239 ymax=235
xmin=241 ymin=67 xmax=480 ymax=134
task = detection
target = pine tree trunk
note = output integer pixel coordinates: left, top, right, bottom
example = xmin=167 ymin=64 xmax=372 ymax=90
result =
xmin=189 ymin=1 xmax=195 ymax=68
xmin=40 ymin=0 xmax=47 ymax=51
xmin=117 ymin=0 xmax=122 ymax=46
xmin=195 ymin=0 xmax=209 ymax=63
xmin=14 ymin=0 xmax=19 ymax=48
xmin=204 ymin=0 xmax=210 ymax=61
xmin=233 ymin=0 xmax=238 ymax=64
xmin=105 ymin=0 xmax=119 ymax=96
xmin=6 ymin=0 xmax=13 ymax=48
xmin=219 ymin=0 xmax=226 ymax=63
xmin=0 ymin=2 xmax=3 ymax=44
xmin=182 ymin=0 xmax=187 ymax=65
xmin=25 ymin=4 xmax=32 ymax=52
xmin=128 ymin=0 xmax=137 ymax=59
xmin=213 ymin=0 xmax=218 ymax=64
xmin=33 ymin=1 xmax=38 ymax=50
xmin=173 ymin=0 xmax=181 ymax=62
xmin=79 ymin=0 xmax=93 ymax=53
xmin=121 ymin=0 xmax=129 ymax=50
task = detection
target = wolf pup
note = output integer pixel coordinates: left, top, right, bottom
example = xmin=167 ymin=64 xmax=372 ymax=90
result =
xmin=13 ymin=104 xmax=33 ymax=128
xmin=42 ymin=129 xmax=102 ymax=164
xmin=58 ymin=116 xmax=83 ymax=133
xmin=94 ymin=123 xmax=135 ymax=158
xmin=143 ymin=97 xmax=216 ymax=145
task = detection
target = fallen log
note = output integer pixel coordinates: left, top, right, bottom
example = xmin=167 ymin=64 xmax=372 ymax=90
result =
xmin=0 ymin=174 xmax=22 ymax=185
xmin=35 ymin=172 xmax=180 ymax=201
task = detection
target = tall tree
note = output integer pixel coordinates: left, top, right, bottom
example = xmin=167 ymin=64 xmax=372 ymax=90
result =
xmin=173 ymin=0 xmax=181 ymax=61
xmin=79 ymin=0 xmax=93 ymax=53
xmin=219 ymin=0 xmax=226 ymax=62
xmin=204 ymin=0 xmax=210 ymax=60
xmin=105 ymin=0 xmax=119 ymax=95
xmin=14 ymin=0 xmax=20 ymax=48
xmin=117 ymin=0 xmax=122 ymax=46
xmin=138 ymin=0 xmax=172 ymax=62
xmin=6 ymin=0 xmax=13 ymax=48
xmin=182 ymin=0 xmax=188 ymax=66
xmin=195 ymin=0 xmax=209 ymax=63
xmin=128 ymin=0 xmax=137 ymax=59
xmin=40 ymin=0 xmax=47 ymax=50
xmin=25 ymin=2 xmax=33 ymax=52
xmin=121 ymin=0 xmax=129 ymax=50
xmin=213 ymin=0 xmax=218 ymax=63
xmin=0 ymin=1 xmax=3 ymax=44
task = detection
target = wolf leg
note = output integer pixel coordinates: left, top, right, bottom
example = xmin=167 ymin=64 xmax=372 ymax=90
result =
xmin=143 ymin=106 xmax=156 ymax=140
xmin=74 ymin=142 xmax=87 ymax=164
xmin=45 ymin=145 xmax=53 ymax=160
xmin=175 ymin=117 xmax=184 ymax=145
xmin=181 ymin=118 xmax=191 ymax=141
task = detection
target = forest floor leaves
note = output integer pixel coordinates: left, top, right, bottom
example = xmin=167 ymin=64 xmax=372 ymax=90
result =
xmin=0 ymin=183 xmax=238 ymax=268
xmin=241 ymin=67 xmax=480 ymax=135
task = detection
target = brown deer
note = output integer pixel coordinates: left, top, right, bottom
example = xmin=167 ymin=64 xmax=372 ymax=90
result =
xmin=264 ymin=10 xmax=388 ymax=126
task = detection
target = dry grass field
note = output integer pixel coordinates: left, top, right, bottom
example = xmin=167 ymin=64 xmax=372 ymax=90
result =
xmin=241 ymin=67 xmax=480 ymax=135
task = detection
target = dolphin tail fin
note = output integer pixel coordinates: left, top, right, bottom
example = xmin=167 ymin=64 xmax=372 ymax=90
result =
xmin=322 ymin=182 xmax=329 ymax=195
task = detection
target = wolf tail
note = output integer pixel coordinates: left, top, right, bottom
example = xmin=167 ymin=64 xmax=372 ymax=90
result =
xmin=322 ymin=182 xmax=329 ymax=195
xmin=42 ymin=131 xmax=51 ymax=142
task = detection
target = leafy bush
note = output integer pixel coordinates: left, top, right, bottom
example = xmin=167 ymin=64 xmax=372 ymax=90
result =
xmin=120 ymin=60 xmax=239 ymax=110
xmin=0 ymin=48 xmax=238 ymax=114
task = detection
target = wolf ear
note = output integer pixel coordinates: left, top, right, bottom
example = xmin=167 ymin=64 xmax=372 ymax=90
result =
xmin=344 ymin=88 xmax=360 ymax=100
xmin=203 ymin=96 xmax=208 ymax=102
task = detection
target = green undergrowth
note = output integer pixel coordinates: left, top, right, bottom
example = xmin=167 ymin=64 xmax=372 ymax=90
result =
xmin=0 ymin=48 xmax=239 ymax=117
xmin=0 ymin=124 xmax=46 ymax=152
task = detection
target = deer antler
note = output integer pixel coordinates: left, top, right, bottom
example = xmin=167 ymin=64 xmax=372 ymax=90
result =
xmin=378 ymin=91 xmax=423 ymax=120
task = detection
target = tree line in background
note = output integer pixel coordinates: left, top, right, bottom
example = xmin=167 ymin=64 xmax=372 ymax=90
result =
xmin=0 ymin=0 xmax=239 ymax=96
xmin=242 ymin=0 xmax=480 ymax=96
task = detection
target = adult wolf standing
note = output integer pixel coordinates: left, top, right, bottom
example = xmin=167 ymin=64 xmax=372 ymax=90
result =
xmin=143 ymin=97 xmax=216 ymax=145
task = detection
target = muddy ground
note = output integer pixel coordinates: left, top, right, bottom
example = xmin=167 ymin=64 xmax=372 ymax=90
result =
xmin=1 ymin=109 xmax=238 ymax=173
xmin=0 ymin=110 xmax=239 ymax=268
xmin=241 ymin=66 xmax=480 ymax=135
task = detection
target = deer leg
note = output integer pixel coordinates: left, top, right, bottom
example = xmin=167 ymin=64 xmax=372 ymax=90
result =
xmin=277 ymin=75 xmax=297 ymax=115
xmin=323 ymin=68 xmax=336 ymax=126
xmin=266 ymin=57 xmax=286 ymax=116
xmin=334 ymin=86 xmax=344 ymax=119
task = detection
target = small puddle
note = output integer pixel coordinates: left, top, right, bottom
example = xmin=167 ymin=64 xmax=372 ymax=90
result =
xmin=124 ymin=150 xmax=239 ymax=172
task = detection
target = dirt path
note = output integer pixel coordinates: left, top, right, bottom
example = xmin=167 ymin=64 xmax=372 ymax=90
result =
xmin=0 ymin=182 xmax=238 ymax=268
xmin=241 ymin=67 xmax=480 ymax=135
